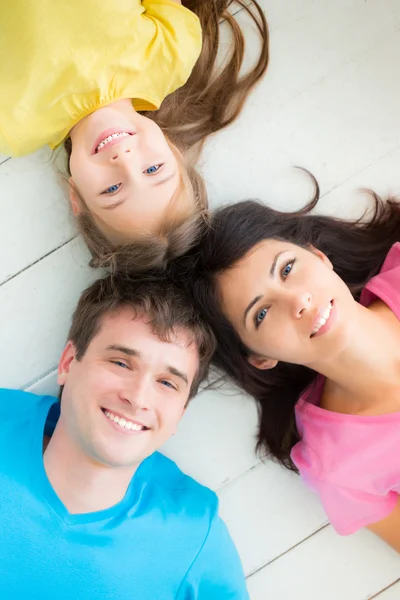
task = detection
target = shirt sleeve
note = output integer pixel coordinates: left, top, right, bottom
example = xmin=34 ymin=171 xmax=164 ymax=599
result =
xmin=177 ymin=515 xmax=249 ymax=599
xmin=313 ymin=478 xmax=398 ymax=535
xmin=134 ymin=0 xmax=202 ymax=109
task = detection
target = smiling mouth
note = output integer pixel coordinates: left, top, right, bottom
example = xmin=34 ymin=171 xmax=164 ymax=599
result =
xmin=95 ymin=132 xmax=133 ymax=154
xmin=101 ymin=408 xmax=149 ymax=432
xmin=310 ymin=300 xmax=333 ymax=338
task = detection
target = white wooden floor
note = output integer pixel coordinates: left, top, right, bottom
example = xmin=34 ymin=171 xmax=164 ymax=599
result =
xmin=2 ymin=1 xmax=400 ymax=597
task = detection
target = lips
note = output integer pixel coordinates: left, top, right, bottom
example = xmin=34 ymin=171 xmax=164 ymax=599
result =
xmin=101 ymin=407 xmax=149 ymax=432
xmin=310 ymin=300 xmax=336 ymax=339
xmin=91 ymin=129 xmax=135 ymax=155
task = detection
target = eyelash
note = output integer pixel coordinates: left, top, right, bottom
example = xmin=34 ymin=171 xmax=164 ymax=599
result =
xmin=101 ymin=164 xmax=164 ymax=194
xmin=111 ymin=360 xmax=129 ymax=369
xmin=111 ymin=361 xmax=178 ymax=390
xmin=102 ymin=183 xmax=121 ymax=195
xmin=144 ymin=164 xmax=163 ymax=175
xmin=160 ymin=380 xmax=177 ymax=391
xmin=254 ymin=258 xmax=296 ymax=328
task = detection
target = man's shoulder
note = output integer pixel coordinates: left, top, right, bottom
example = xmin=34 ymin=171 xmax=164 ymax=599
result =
xmin=0 ymin=388 xmax=56 ymax=417
xmin=150 ymin=452 xmax=218 ymax=515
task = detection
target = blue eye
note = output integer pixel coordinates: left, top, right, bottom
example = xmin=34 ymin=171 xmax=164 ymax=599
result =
xmin=255 ymin=307 xmax=268 ymax=328
xmin=103 ymin=183 xmax=121 ymax=195
xmin=160 ymin=380 xmax=176 ymax=390
xmin=144 ymin=165 xmax=162 ymax=175
xmin=111 ymin=360 xmax=128 ymax=369
xmin=282 ymin=260 xmax=295 ymax=279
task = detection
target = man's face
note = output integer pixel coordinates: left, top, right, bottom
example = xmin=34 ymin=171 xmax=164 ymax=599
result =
xmin=57 ymin=308 xmax=200 ymax=468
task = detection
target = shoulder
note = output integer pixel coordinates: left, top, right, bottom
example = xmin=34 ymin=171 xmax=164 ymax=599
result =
xmin=140 ymin=0 xmax=202 ymax=58
xmin=151 ymin=452 xmax=218 ymax=516
xmin=361 ymin=242 xmax=400 ymax=312
xmin=0 ymin=389 xmax=55 ymax=416
xmin=142 ymin=0 xmax=200 ymax=26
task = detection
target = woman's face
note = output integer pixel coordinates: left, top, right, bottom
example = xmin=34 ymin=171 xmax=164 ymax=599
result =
xmin=217 ymin=239 xmax=358 ymax=370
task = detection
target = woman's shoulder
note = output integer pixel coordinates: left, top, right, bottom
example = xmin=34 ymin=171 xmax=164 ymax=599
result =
xmin=361 ymin=242 xmax=400 ymax=313
xmin=293 ymin=387 xmax=400 ymax=489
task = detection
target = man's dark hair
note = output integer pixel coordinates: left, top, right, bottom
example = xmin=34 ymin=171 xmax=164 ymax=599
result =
xmin=66 ymin=273 xmax=216 ymax=399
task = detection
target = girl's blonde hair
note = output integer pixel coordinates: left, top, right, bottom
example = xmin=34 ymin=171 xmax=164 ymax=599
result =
xmin=64 ymin=0 xmax=269 ymax=272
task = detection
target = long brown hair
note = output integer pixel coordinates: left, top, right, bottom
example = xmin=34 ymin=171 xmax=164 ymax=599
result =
xmin=64 ymin=1 xmax=269 ymax=272
xmin=169 ymin=186 xmax=400 ymax=470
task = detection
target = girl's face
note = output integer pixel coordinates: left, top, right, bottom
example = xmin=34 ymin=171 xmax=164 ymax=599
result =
xmin=217 ymin=239 xmax=359 ymax=370
xmin=68 ymin=103 xmax=181 ymax=239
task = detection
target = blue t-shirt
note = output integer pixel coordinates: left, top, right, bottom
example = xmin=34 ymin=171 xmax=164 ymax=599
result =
xmin=0 ymin=389 xmax=248 ymax=599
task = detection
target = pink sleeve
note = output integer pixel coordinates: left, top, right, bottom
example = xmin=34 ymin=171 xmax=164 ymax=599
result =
xmin=312 ymin=478 xmax=398 ymax=535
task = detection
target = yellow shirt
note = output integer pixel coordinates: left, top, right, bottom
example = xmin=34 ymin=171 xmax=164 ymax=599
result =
xmin=0 ymin=0 xmax=201 ymax=157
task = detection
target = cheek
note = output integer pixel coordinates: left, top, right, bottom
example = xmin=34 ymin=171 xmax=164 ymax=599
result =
xmin=69 ymin=152 xmax=95 ymax=193
xmin=71 ymin=363 xmax=119 ymax=397
xmin=256 ymin=319 xmax=299 ymax=360
xmin=157 ymin=401 xmax=185 ymax=431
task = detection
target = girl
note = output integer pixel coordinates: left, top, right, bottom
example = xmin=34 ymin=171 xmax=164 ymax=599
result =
xmin=1 ymin=0 xmax=268 ymax=271
xmin=172 ymin=186 xmax=400 ymax=551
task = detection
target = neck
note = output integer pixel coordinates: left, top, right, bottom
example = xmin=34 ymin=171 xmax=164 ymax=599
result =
xmin=43 ymin=420 xmax=138 ymax=514
xmin=311 ymin=302 xmax=400 ymax=407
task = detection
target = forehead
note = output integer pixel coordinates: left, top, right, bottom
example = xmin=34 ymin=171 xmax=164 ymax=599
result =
xmin=89 ymin=306 xmax=200 ymax=364
xmin=219 ymin=239 xmax=297 ymax=289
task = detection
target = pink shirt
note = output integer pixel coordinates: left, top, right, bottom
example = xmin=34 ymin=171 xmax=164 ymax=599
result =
xmin=291 ymin=243 xmax=400 ymax=535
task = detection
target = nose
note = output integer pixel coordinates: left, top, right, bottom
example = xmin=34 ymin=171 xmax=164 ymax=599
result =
xmin=109 ymin=146 xmax=132 ymax=164
xmin=286 ymin=288 xmax=312 ymax=319
xmin=118 ymin=376 xmax=150 ymax=411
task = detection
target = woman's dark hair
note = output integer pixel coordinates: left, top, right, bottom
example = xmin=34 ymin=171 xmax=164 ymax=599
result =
xmin=172 ymin=183 xmax=400 ymax=471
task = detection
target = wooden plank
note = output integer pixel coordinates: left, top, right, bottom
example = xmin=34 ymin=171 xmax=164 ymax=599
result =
xmin=247 ymin=526 xmax=400 ymax=600
xmin=203 ymin=2 xmax=400 ymax=212
xmin=25 ymin=369 xmax=58 ymax=397
xmin=218 ymin=461 xmax=328 ymax=576
xmin=161 ymin=386 xmax=259 ymax=490
xmin=0 ymin=237 xmax=98 ymax=390
xmin=0 ymin=149 xmax=75 ymax=284
xmin=373 ymin=580 xmax=400 ymax=599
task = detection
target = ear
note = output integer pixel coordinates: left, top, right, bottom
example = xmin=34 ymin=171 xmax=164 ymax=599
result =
xmin=57 ymin=341 xmax=77 ymax=386
xmin=248 ymin=355 xmax=278 ymax=370
xmin=68 ymin=178 xmax=81 ymax=216
xmin=309 ymin=245 xmax=333 ymax=269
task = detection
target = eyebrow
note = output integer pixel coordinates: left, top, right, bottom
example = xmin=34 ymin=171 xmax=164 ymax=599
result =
xmin=165 ymin=366 xmax=188 ymax=387
xmin=270 ymin=251 xmax=285 ymax=277
xmin=152 ymin=171 xmax=177 ymax=187
xmin=242 ymin=251 xmax=286 ymax=327
xmin=101 ymin=197 xmax=126 ymax=210
xmin=105 ymin=345 xmax=189 ymax=386
xmin=243 ymin=295 xmax=263 ymax=327
xmin=106 ymin=344 xmax=140 ymax=356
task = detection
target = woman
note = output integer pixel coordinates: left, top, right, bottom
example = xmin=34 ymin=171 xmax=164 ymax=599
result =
xmin=173 ymin=185 xmax=400 ymax=551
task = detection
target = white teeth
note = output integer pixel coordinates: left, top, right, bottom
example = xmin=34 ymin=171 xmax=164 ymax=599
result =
xmin=96 ymin=132 xmax=130 ymax=152
xmin=311 ymin=301 xmax=333 ymax=336
xmin=104 ymin=410 xmax=144 ymax=432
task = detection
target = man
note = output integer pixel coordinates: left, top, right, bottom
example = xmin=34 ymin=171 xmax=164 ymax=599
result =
xmin=0 ymin=274 xmax=248 ymax=599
